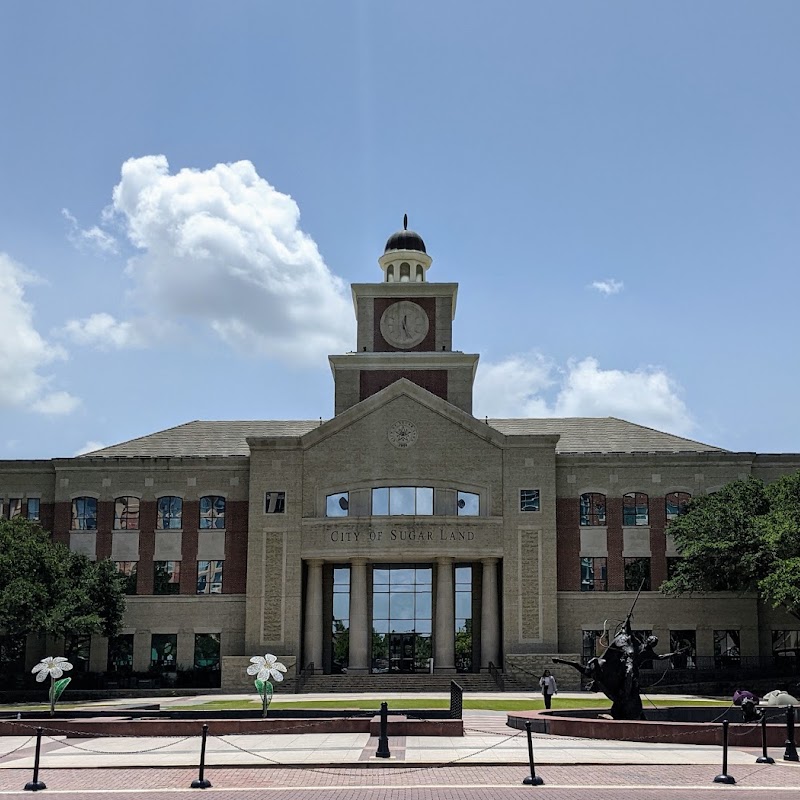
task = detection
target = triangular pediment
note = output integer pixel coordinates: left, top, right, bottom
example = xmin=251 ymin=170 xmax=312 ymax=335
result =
xmin=299 ymin=378 xmax=507 ymax=450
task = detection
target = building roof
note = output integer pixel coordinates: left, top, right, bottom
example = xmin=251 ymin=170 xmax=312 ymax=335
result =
xmin=81 ymin=417 xmax=724 ymax=458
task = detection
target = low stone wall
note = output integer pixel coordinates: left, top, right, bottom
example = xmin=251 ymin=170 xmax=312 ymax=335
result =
xmin=504 ymin=654 xmax=582 ymax=691
xmin=221 ymin=655 xmax=297 ymax=691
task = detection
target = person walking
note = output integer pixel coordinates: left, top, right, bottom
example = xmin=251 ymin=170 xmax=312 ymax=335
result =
xmin=539 ymin=669 xmax=558 ymax=709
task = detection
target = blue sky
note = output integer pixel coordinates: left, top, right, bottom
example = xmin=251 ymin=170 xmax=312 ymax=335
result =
xmin=1 ymin=1 xmax=798 ymax=459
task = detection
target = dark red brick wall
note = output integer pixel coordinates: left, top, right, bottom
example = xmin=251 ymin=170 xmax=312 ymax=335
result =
xmin=53 ymin=501 xmax=70 ymax=546
xmin=606 ymin=496 xmax=624 ymax=591
xmin=372 ymin=297 xmax=436 ymax=352
xmin=180 ymin=501 xmax=199 ymax=595
xmin=39 ymin=502 xmax=55 ymax=535
xmin=96 ymin=500 xmax=113 ymax=560
xmin=649 ymin=494 xmax=667 ymax=588
xmin=224 ymin=501 xmax=249 ymax=593
xmin=360 ymin=369 xmax=448 ymax=403
xmin=556 ymin=498 xmax=580 ymax=590
xmin=137 ymin=501 xmax=156 ymax=594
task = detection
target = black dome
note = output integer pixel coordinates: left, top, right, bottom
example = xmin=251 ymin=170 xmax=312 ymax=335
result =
xmin=384 ymin=215 xmax=426 ymax=254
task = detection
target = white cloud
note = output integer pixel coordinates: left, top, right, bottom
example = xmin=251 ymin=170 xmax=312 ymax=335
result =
xmin=65 ymin=156 xmax=353 ymax=362
xmin=0 ymin=253 xmax=80 ymax=415
xmin=63 ymin=312 xmax=148 ymax=350
xmin=62 ymin=208 xmax=118 ymax=254
xmin=473 ymin=353 xmax=693 ymax=435
xmin=74 ymin=441 xmax=107 ymax=456
xmin=590 ymin=278 xmax=624 ymax=295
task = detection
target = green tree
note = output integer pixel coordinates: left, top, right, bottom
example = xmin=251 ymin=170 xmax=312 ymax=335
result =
xmin=0 ymin=517 xmax=126 ymax=640
xmin=661 ymin=472 xmax=800 ymax=620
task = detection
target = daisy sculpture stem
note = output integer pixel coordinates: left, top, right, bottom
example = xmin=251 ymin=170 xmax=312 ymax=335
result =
xmin=246 ymin=654 xmax=287 ymax=718
xmin=31 ymin=657 xmax=73 ymax=716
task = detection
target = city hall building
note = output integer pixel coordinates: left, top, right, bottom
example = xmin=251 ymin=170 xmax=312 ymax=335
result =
xmin=2 ymin=222 xmax=799 ymax=690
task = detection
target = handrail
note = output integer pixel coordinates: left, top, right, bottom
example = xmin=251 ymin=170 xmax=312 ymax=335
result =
xmin=294 ymin=662 xmax=314 ymax=693
xmin=487 ymin=661 xmax=505 ymax=691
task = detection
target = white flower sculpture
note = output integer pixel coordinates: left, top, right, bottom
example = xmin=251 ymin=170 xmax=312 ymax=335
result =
xmin=246 ymin=653 xmax=286 ymax=717
xmin=32 ymin=656 xmax=73 ymax=715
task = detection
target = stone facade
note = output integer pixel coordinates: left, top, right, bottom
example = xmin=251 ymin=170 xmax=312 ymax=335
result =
xmin=1 ymin=223 xmax=799 ymax=691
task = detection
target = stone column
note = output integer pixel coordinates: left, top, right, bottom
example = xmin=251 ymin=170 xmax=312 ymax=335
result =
xmin=481 ymin=558 xmax=500 ymax=669
xmin=303 ymin=559 xmax=323 ymax=672
xmin=348 ymin=559 xmax=370 ymax=674
xmin=435 ymin=557 xmax=455 ymax=672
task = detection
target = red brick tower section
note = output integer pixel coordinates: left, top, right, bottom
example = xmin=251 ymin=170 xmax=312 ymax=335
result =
xmin=556 ymin=498 xmax=580 ymax=590
xmin=179 ymin=501 xmax=199 ymax=595
xmin=224 ymin=501 xmax=248 ymax=593
xmin=39 ymin=502 xmax=55 ymax=537
xmin=52 ymin=501 xmax=70 ymax=547
xmin=605 ymin=496 xmax=624 ymax=591
xmin=95 ymin=500 xmax=113 ymax=561
xmin=649 ymin=494 xmax=668 ymax=588
xmin=137 ymin=501 xmax=156 ymax=594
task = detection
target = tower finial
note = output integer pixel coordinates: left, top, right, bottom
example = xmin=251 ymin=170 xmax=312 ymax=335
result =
xmin=403 ymin=213 xmax=408 ymax=231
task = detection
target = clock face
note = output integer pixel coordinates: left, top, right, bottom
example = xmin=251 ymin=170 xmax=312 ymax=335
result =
xmin=388 ymin=420 xmax=418 ymax=448
xmin=379 ymin=301 xmax=429 ymax=349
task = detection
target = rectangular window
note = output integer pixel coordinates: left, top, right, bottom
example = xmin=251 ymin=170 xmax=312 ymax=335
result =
xmin=520 ymin=489 xmax=540 ymax=512
xmin=582 ymin=630 xmax=605 ymax=662
xmin=371 ymin=487 xmax=389 ymax=515
xmin=114 ymin=496 xmax=140 ymax=530
xmin=107 ymin=634 xmax=134 ymax=673
xmin=194 ymin=633 xmax=221 ymax=671
xmin=65 ymin=634 xmax=91 ymax=673
xmin=326 ymin=492 xmax=349 ymax=517
xmin=623 ymin=492 xmax=649 ymax=526
xmin=115 ymin=561 xmax=138 ymax=595
xmin=455 ymin=564 xmax=473 ymax=673
xmin=772 ymin=630 xmax=800 ymax=659
xmin=154 ymin=561 xmax=181 ymax=595
xmin=156 ymin=496 xmax=182 ymax=529
xmin=332 ymin=566 xmax=350 ymax=673
xmin=580 ymin=557 xmax=607 ymax=591
xmin=371 ymin=487 xmax=434 ymax=516
xmin=150 ymin=633 xmax=177 ymax=671
xmin=26 ymin=498 xmax=40 ymax=521
xmin=71 ymin=497 xmax=98 ymax=530
xmin=580 ymin=493 xmax=606 ymax=526
xmin=666 ymin=492 xmax=691 ymax=522
xmin=670 ymin=630 xmax=697 ymax=669
xmin=197 ymin=560 xmax=223 ymax=594
xmin=199 ymin=496 xmax=226 ymax=529
xmin=714 ymin=629 xmax=740 ymax=667
xmin=7 ymin=498 xmax=22 ymax=519
xmin=624 ymin=557 xmax=651 ymax=591
xmin=457 ymin=491 xmax=480 ymax=516
xmin=265 ymin=491 xmax=286 ymax=513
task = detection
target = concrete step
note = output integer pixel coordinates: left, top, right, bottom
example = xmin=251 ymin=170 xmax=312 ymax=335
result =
xmin=299 ymin=672 xmax=505 ymax=693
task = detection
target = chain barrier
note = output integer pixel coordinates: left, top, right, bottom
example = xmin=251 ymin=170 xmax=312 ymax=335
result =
xmin=0 ymin=735 xmax=34 ymax=760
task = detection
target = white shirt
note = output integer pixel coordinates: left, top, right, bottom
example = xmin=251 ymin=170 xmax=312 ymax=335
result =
xmin=539 ymin=675 xmax=558 ymax=694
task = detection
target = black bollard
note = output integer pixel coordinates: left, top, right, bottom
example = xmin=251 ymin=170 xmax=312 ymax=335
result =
xmin=190 ymin=723 xmax=212 ymax=789
xmin=375 ymin=701 xmax=391 ymax=758
xmin=783 ymin=705 xmax=799 ymax=762
xmin=713 ymin=719 xmax=736 ymax=784
xmin=23 ymin=727 xmax=46 ymax=792
xmin=522 ymin=720 xmax=544 ymax=786
xmin=756 ymin=714 xmax=774 ymax=764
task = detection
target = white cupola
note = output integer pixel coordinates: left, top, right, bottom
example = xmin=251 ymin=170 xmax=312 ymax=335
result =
xmin=378 ymin=214 xmax=432 ymax=283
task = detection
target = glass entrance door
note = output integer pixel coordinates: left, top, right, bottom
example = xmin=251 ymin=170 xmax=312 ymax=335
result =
xmin=389 ymin=633 xmax=416 ymax=673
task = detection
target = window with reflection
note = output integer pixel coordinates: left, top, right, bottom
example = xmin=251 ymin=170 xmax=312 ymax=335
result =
xmin=579 ymin=493 xmax=606 ymax=526
xmin=107 ymin=634 xmax=134 ymax=673
xmin=154 ymin=561 xmax=181 ymax=595
xmin=65 ymin=634 xmax=91 ymax=673
xmin=371 ymin=487 xmax=433 ymax=515
xmin=115 ymin=561 xmax=138 ymax=594
xmin=772 ymin=630 xmax=800 ymax=660
xmin=150 ymin=633 xmax=177 ymax=671
xmin=114 ymin=496 xmax=140 ymax=530
xmin=194 ymin=633 xmax=221 ymax=672
xmin=197 ymin=560 xmax=223 ymax=594
xmin=455 ymin=565 xmax=473 ymax=672
xmin=332 ymin=566 xmax=350 ymax=673
xmin=457 ymin=491 xmax=479 ymax=516
xmin=156 ymin=496 xmax=182 ymax=529
xmin=582 ymin=630 xmax=605 ymax=662
xmin=624 ymin=557 xmax=651 ymax=591
xmin=6 ymin=498 xmax=22 ymax=519
xmin=580 ymin=557 xmax=607 ymax=591
xmin=623 ymin=492 xmax=649 ymax=526
xmin=199 ymin=496 xmax=226 ymax=529
xmin=714 ymin=629 xmax=740 ymax=667
xmin=26 ymin=498 xmax=40 ymax=521
xmin=71 ymin=497 xmax=97 ymax=530
xmin=265 ymin=491 xmax=286 ymax=513
xmin=665 ymin=492 xmax=691 ymax=522
xmin=670 ymin=630 xmax=697 ymax=668
xmin=520 ymin=489 xmax=540 ymax=512
xmin=326 ymin=492 xmax=349 ymax=517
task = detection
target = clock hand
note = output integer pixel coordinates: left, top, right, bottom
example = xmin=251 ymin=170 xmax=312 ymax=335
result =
xmin=402 ymin=315 xmax=408 ymax=334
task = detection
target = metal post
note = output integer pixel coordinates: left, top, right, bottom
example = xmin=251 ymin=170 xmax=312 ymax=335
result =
xmin=713 ymin=719 xmax=736 ymax=784
xmin=375 ymin=701 xmax=391 ymax=758
xmin=23 ymin=727 xmax=46 ymax=792
xmin=522 ymin=720 xmax=544 ymax=786
xmin=756 ymin=714 xmax=774 ymax=764
xmin=784 ymin=705 xmax=799 ymax=762
xmin=190 ymin=723 xmax=212 ymax=789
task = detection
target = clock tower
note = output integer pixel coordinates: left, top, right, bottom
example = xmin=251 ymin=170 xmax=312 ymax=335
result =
xmin=329 ymin=217 xmax=479 ymax=415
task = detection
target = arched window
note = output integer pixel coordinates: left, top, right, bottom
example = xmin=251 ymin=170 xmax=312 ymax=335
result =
xmin=71 ymin=497 xmax=97 ymax=530
xmin=623 ymin=492 xmax=649 ymax=526
xmin=665 ymin=492 xmax=691 ymax=522
xmin=114 ymin=496 xmax=140 ymax=530
xmin=579 ymin=493 xmax=606 ymax=526
xmin=399 ymin=262 xmax=411 ymax=282
xmin=156 ymin=496 xmax=183 ymax=530
xmin=386 ymin=264 xmax=395 ymax=282
xmin=199 ymin=496 xmax=226 ymax=529
xmin=415 ymin=264 xmax=424 ymax=282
